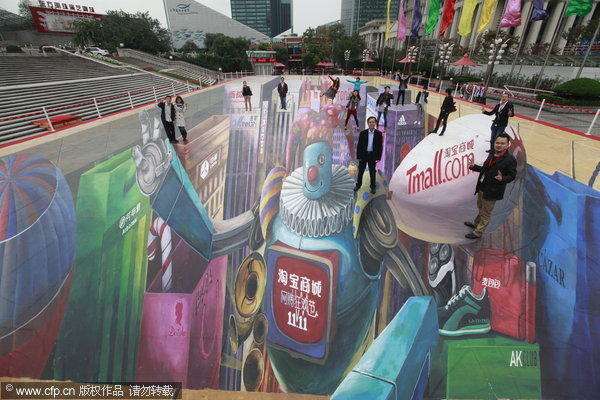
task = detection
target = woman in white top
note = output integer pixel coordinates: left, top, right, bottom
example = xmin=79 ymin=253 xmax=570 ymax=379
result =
xmin=174 ymin=96 xmax=188 ymax=142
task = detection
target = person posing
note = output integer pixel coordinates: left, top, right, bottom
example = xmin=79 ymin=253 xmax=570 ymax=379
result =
xmin=464 ymin=133 xmax=517 ymax=239
xmin=277 ymin=77 xmax=288 ymax=110
xmin=414 ymin=86 xmax=428 ymax=125
xmin=430 ymin=88 xmax=455 ymax=136
xmin=376 ymin=86 xmax=394 ymax=132
xmin=174 ymin=96 xmax=188 ymax=143
xmin=354 ymin=116 xmax=383 ymax=194
xmin=321 ymin=75 xmax=340 ymax=102
xmin=157 ymin=96 xmax=177 ymax=143
xmin=345 ymin=90 xmax=361 ymax=129
xmin=396 ymin=74 xmax=410 ymax=106
xmin=242 ymin=81 xmax=253 ymax=111
xmin=347 ymin=76 xmax=368 ymax=92
xmin=482 ymin=93 xmax=514 ymax=152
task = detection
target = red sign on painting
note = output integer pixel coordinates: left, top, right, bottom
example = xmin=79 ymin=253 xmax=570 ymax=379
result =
xmin=29 ymin=6 xmax=103 ymax=34
xmin=272 ymin=256 xmax=329 ymax=343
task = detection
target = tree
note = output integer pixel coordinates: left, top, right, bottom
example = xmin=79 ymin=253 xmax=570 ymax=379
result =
xmin=301 ymin=24 xmax=364 ymax=68
xmin=272 ymin=43 xmax=289 ymax=63
xmin=180 ymin=41 xmax=200 ymax=54
xmin=72 ymin=11 xmax=170 ymax=54
xmin=187 ymin=33 xmax=252 ymax=72
xmin=17 ymin=0 xmax=35 ymax=27
xmin=562 ymin=19 xmax=599 ymax=46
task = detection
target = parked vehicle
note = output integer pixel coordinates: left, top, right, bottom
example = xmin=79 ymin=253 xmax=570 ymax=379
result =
xmin=85 ymin=47 xmax=110 ymax=56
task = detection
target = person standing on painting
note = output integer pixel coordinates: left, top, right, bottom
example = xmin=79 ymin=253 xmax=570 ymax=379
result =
xmin=174 ymin=96 xmax=188 ymax=143
xmin=157 ymin=96 xmax=177 ymax=143
xmin=347 ymin=76 xmax=368 ymax=92
xmin=414 ymin=86 xmax=428 ymax=125
xmin=321 ymin=75 xmax=340 ymax=102
xmin=376 ymin=86 xmax=394 ymax=132
xmin=430 ymin=88 xmax=455 ymax=136
xmin=464 ymin=133 xmax=517 ymax=239
xmin=354 ymin=116 xmax=383 ymax=195
xmin=482 ymin=93 xmax=514 ymax=152
xmin=345 ymin=90 xmax=361 ymax=130
xmin=242 ymin=81 xmax=253 ymax=112
xmin=396 ymin=74 xmax=410 ymax=106
xmin=277 ymin=77 xmax=288 ymax=110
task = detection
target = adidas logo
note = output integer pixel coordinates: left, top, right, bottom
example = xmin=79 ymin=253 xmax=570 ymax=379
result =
xmin=397 ymin=115 xmax=407 ymax=126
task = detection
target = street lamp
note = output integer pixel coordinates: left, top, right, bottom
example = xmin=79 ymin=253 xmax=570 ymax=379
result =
xmin=362 ymin=49 xmax=369 ymax=75
xmin=485 ymin=38 xmax=507 ymax=90
xmin=439 ymin=43 xmax=454 ymax=78
xmin=344 ymin=50 xmax=351 ymax=73
xmin=407 ymin=45 xmax=418 ymax=75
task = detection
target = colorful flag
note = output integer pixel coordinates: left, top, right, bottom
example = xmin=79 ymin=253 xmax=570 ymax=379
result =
xmin=411 ymin=0 xmax=422 ymax=37
xmin=530 ymin=0 xmax=549 ymax=21
xmin=566 ymin=0 xmax=593 ymax=16
xmin=440 ymin=0 xmax=457 ymax=36
xmin=425 ymin=0 xmax=441 ymax=35
xmin=477 ymin=0 xmax=499 ymax=34
xmin=385 ymin=0 xmax=393 ymax=40
xmin=398 ymin=0 xmax=407 ymax=40
xmin=458 ymin=0 xmax=478 ymax=36
xmin=500 ymin=0 xmax=522 ymax=27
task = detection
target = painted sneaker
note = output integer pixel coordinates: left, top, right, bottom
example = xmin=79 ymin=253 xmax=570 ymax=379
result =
xmin=428 ymin=243 xmax=456 ymax=306
xmin=437 ymin=285 xmax=491 ymax=336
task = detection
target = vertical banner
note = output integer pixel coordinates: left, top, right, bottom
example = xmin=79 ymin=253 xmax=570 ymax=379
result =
xmin=411 ymin=0 xmax=423 ymax=37
xmin=385 ymin=0 xmax=393 ymax=40
xmin=500 ymin=0 xmax=522 ymax=27
xmin=458 ymin=0 xmax=479 ymax=36
xmin=440 ymin=0 xmax=457 ymax=36
xmin=478 ymin=0 xmax=500 ymax=33
xmin=531 ymin=0 xmax=550 ymax=20
xmin=397 ymin=0 xmax=407 ymax=40
xmin=566 ymin=0 xmax=593 ymax=16
xmin=426 ymin=0 xmax=441 ymax=35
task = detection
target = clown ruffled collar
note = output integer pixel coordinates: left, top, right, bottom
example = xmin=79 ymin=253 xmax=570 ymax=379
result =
xmin=280 ymin=164 xmax=355 ymax=238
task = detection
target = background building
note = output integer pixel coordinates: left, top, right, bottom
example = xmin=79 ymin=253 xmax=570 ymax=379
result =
xmin=230 ymin=0 xmax=292 ymax=37
xmin=341 ymin=0 xmax=399 ymax=35
xmin=358 ymin=0 xmax=600 ymax=56
xmin=164 ymin=0 xmax=269 ymax=49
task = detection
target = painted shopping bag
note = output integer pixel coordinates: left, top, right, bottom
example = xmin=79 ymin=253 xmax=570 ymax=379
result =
xmin=522 ymin=167 xmax=600 ymax=397
xmin=472 ymin=249 xmax=536 ymax=343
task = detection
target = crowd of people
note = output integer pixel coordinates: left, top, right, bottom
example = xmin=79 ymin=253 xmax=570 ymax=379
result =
xmin=156 ymin=75 xmax=517 ymax=241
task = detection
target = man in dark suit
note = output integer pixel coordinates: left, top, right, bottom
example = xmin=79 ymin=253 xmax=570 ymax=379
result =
xmin=354 ymin=116 xmax=383 ymax=194
xmin=464 ymin=133 xmax=517 ymax=239
xmin=482 ymin=93 xmax=514 ymax=151
xmin=277 ymin=77 xmax=288 ymax=110
xmin=396 ymin=74 xmax=410 ymax=106
xmin=157 ymin=96 xmax=177 ymax=143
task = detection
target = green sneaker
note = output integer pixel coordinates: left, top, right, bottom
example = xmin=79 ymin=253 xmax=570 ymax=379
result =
xmin=437 ymin=285 xmax=491 ymax=336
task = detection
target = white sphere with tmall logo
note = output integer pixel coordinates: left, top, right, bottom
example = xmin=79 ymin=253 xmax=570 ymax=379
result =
xmin=388 ymin=113 xmax=526 ymax=245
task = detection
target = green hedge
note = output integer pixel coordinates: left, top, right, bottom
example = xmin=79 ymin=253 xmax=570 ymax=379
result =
xmin=6 ymin=45 xmax=22 ymax=53
xmin=552 ymin=78 xmax=600 ymax=99
xmin=448 ymin=76 xmax=481 ymax=84
xmin=536 ymin=93 xmax=600 ymax=107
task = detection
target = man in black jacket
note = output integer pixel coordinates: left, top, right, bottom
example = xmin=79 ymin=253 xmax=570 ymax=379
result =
xmin=430 ymin=88 xmax=454 ymax=136
xmin=465 ymin=133 xmax=517 ymax=239
xmin=482 ymin=93 xmax=514 ymax=151
xmin=157 ymin=96 xmax=177 ymax=143
xmin=354 ymin=116 xmax=383 ymax=194
xmin=277 ymin=77 xmax=288 ymax=110
xmin=396 ymin=74 xmax=410 ymax=106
